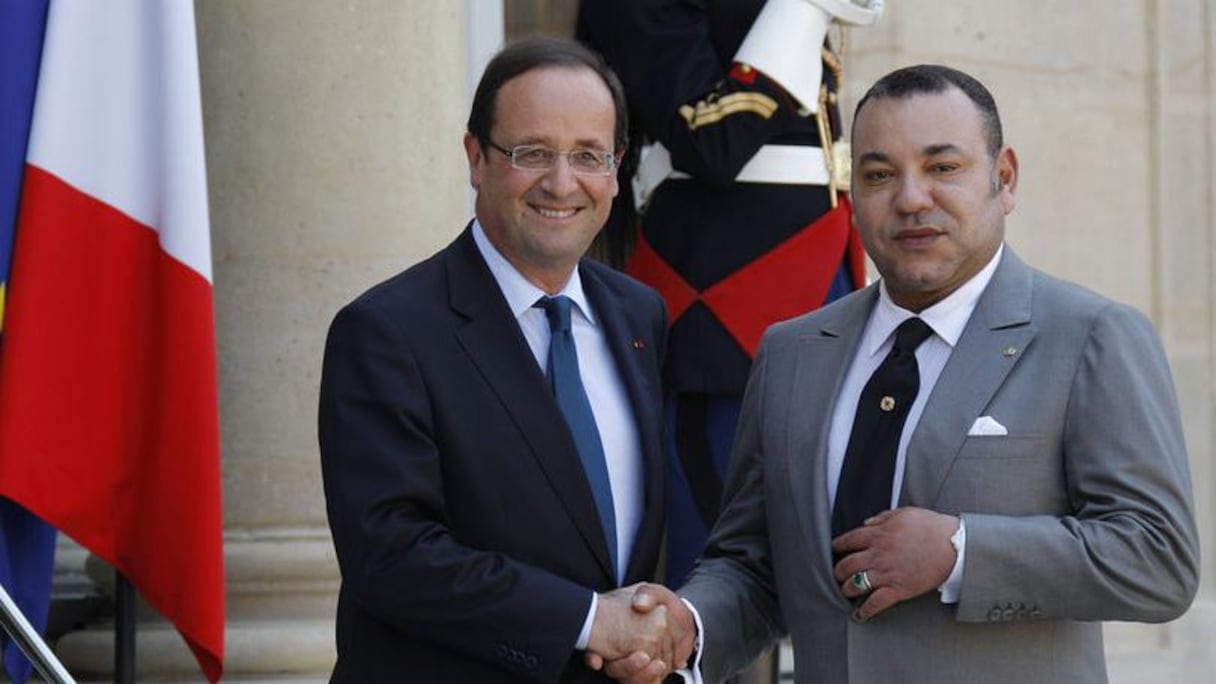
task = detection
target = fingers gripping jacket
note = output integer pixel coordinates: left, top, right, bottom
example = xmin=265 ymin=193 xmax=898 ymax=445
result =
xmin=734 ymin=0 xmax=885 ymax=113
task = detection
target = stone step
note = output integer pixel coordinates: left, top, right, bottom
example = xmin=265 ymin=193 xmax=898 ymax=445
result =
xmin=56 ymin=619 xmax=334 ymax=682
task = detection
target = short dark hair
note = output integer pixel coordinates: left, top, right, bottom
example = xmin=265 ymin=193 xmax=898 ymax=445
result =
xmin=467 ymin=36 xmax=628 ymax=153
xmin=853 ymin=64 xmax=1003 ymax=159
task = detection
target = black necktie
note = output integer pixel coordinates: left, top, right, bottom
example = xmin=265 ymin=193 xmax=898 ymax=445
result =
xmin=535 ymin=296 xmax=618 ymax=579
xmin=831 ymin=317 xmax=934 ymax=538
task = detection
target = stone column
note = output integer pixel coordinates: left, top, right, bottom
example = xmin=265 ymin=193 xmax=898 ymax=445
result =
xmin=1142 ymin=1 xmax=1216 ymax=679
xmin=55 ymin=1 xmax=474 ymax=679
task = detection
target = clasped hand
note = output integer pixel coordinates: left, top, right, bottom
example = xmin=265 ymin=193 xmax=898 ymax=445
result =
xmin=832 ymin=507 xmax=960 ymax=622
xmin=585 ymin=582 xmax=695 ymax=683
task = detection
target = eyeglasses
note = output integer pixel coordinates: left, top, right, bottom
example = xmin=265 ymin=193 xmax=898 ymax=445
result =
xmin=487 ymin=141 xmax=618 ymax=176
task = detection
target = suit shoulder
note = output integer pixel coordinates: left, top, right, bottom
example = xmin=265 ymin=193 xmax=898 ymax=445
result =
xmin=581 ymin=257 xmax=650 ymax=294
xmin=329 ymin=249 xmax=449 ymax=336
xmin=1014 ymin=268 xmax=1172 ymax=368
xmin=1029 ymin=268 xmax=1154 ymax=329
xmin=581 ymin=258 xmax=666 ymax=311
xmin=367 ymin=252 xmax=444 ymax=304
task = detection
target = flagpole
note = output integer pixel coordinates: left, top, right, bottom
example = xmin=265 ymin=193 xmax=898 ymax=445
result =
xmin=0 ymin=579 xmax=75 ymax=683
xmin=115 ymin=572 xmax=135 ymax=683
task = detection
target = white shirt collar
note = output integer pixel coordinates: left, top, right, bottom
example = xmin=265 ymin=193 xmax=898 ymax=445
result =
xmin=866 ymin=243 xmax=1005 ymax=357
xmin=471 ymin=219 xmax=597 ymax=325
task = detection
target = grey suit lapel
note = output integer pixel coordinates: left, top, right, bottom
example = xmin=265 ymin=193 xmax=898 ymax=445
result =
xmin=901 ymin=248 xmax=1038 ymax=507
xmin=785 ymin=287 xmax=878 ymax=608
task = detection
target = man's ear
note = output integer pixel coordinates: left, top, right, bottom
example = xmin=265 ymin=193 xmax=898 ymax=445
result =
xmin=463 ymin=132 xmax=484 ymax=191
xmin=996 ymin=146 xmax=1018 ymax=215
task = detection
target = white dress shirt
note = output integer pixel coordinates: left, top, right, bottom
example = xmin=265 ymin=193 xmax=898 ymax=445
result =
xmin=472 ymin=221 xmax=643 ymax=649
xmin=827 ymin=246 xmax=1002 ymax=511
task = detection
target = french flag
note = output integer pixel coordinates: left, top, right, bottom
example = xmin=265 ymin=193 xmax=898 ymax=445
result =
xmin=0 ymin=1 xmax=225 ymax=681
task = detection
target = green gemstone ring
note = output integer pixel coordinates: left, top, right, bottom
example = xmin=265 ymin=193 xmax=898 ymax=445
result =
xmin=851 ymin=570 xmax=873 ymax=593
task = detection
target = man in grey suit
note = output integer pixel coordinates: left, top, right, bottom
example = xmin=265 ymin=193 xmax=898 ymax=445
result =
xmin=598 ymin=64 xmax=1200 ymax=683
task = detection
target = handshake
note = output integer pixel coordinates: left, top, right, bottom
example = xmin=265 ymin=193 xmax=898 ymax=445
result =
xmin=585 ymin=582 xmax=697 ymax=683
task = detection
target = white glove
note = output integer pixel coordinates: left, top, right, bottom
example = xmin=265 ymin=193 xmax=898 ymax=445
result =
xmin=809 ymin=0 xmax=884 ymax=26
xmin=734 ymin=0 xmax=884 ymax=113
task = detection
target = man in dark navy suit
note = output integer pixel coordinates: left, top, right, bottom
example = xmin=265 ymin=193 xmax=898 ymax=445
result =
xmin=319 ymin=37 xmax=683 ymax=683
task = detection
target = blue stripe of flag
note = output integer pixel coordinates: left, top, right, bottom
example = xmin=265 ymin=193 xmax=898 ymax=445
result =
xmin=0 ymin=1 xmax=57 ymax=682
xmin=1 ymin=0 xmax=50 ymax=280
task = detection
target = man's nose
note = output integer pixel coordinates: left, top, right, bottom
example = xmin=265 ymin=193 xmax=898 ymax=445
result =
xmin=893 ymin=174 xmax=934 ymax=213
xmin=539 ymin=154 xmax=580 ymax=195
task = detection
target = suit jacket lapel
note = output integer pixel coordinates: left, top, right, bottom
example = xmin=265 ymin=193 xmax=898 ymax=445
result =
xmin=445 ymin=228 xmax=616 ymax=582
xmin=901 ymin=248 xmax=1038 ymax=507
xmin=580 ymin=263 xmax=665 ymax=584
xmin=785 ymin=287 xmax=878 ymax=608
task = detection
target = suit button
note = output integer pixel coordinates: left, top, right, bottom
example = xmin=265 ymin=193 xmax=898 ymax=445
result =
xmin=987 ymin=607 xmax=1003 ymax=622
xmin=497 ymin=644 xmax=509 ymax=659
xmin=526 ymin=655 xmax=538 ymax=670
xmin=1001 ymin=607 xmax=1015 ymax=621
xmin=1029 ymin=607 xmax=1043 ymax=619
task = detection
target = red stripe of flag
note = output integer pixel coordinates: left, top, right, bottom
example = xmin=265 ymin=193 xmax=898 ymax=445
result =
xmin=0 ymin=165 xmax=223 ymax=680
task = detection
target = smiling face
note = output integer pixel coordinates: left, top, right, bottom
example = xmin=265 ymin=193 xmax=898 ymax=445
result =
xmin=851 ymin=87 xmax=1018 ymax=311
xmin=464 ymin=65 xmax=619 ymax=293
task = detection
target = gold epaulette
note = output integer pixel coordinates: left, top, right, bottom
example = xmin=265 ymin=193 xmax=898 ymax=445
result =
xmin=678 ymin=92 xmax=779 ymax=131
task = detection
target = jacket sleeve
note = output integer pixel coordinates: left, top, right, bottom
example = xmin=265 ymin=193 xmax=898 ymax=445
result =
xmin=678 ymin=334 xmax=787 ymax=682
xmin=956 ymin=303 xmax=1199 ymax=624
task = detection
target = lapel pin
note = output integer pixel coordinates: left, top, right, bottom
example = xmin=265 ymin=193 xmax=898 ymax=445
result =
xmin=1002 ymin=346 xmax=1018 ymax=358
xmin=880 ymin=396 xmax=895 ymax=412
xmin=632 ymin=339 xmax=646 ymax=350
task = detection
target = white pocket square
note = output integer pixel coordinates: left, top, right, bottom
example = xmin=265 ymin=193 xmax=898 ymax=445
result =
xmin=968 ymin=416 xmax=1008 ymax=436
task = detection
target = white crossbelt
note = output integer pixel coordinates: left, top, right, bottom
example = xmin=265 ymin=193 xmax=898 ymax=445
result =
xmin=632 ymin=142 xmax=830 ymax=210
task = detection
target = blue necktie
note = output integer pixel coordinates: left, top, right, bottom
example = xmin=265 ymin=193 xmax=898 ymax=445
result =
xmin=536 ymin=295 xmax=618 ymax=578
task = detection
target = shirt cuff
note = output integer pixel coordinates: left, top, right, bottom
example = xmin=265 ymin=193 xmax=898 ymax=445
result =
xmin=674 ymin=598 xmax=705 ymax=684
xmin=575 ymin=591 xmax=597 ymax=651
xmin=938 ymin=518 xmax=966 ymax=603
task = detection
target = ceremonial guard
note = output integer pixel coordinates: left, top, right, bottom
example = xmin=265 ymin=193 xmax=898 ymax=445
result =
xmin=578 ymin=0 xmax=884 ymax=582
